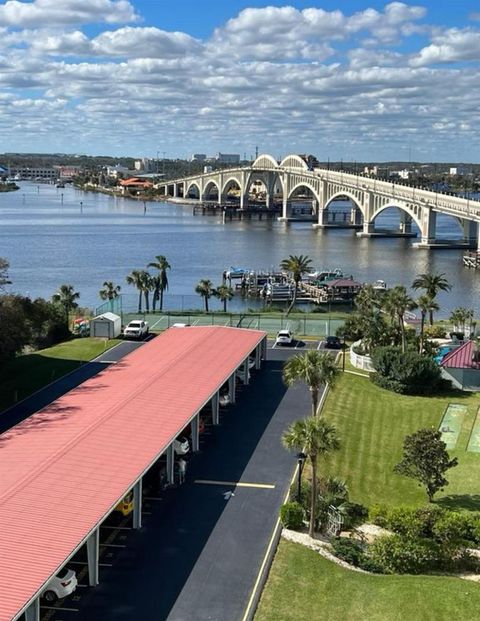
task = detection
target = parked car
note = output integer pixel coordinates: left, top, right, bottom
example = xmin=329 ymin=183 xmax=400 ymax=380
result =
xmin=219 ymin=393 xmax=231 ymax=407
xmin=235 ymin=368 xmax=251 ymax=383
xmin=173 ymin=436 xmax=190 ymax=455
xmin=325 ymin=336 xmax=342 ymax=349
xmin=124 ymin=320 xmax=149 ymax=339
xmin=275 ymin=329 xmax=293 ymax=346
xmin=41 ymin=568 xmax=77 ymax=603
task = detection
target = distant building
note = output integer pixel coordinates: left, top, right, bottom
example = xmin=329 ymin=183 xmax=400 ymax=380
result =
xmin=191 ymin=153 xmax=207 ymax=162
xmin=449 ymin=166 xmax=466 ymax=176
xmin=134 ymin=158 xmax=155 ymax=172
xmin=215 ymin=153 xmax=240 ymax=165
xmin=119 ymin=177 xmax=153 ymax=195
xmin=390 ymin=169 xmax=411 ymax=180
xmin=9 ymin=167 xmax=57 ymax=180
xmin=106 ymin=164 xmax=130 ymax=179
xmin=58 ymin=166 xmax=81 ymax=179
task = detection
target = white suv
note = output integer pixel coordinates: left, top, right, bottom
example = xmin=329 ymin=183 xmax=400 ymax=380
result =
xmin=275 ymin=329 xmax=293 ymax=346
xmin=41 ymin=568 xmax=77 ymax=603
xmin=124 ymin=320 xmax=149 ymax=339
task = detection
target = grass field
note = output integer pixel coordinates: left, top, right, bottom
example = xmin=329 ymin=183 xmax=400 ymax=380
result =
xmin=0 ymin=338 xmax=121 ymax=412
xmin=319 ymin=372 xmax=480 ymax=509
xmin=255 ymin=541 xmax=480 ymax=621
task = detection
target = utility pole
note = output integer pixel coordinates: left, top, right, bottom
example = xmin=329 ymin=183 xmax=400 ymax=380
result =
xmin=162 ymin=151 xmax=166 ymax=176
xmin=255 ymin=145 xmax=258 ymax=159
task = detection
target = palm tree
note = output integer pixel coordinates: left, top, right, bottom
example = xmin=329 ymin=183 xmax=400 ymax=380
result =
xmin=214 ymin=284 xmax=234 ymax=312
xmin=280 ymin=254 xmax=313 ymax=315
xmin=138 ymin=270 xmax=153 ymax=313
xmin=417 ymin=295 xmax=439 ymax=353
xmin=382 ymin=286 xmax=417 ymax=353
xmin=283 ymin=351 xmax=340 ymax=417
xmin=52 ymin=284 xmax=80 ymax=328
xmin=195 ymin=279 xmax=214 ymax=312
xmin=99 ymin=281 xmax=121 ymax=311
xmin=354 ymin=284 xmax=380 ymax=314
xmin=147 ymin=255 xmax=171 ymax=311
xmin=412 ymin=272 xmax=451 ymax=325
xmin=126 ymin=269 xmax=144 ymax=313
xmin=450 ymin=307 xmax=472 ymax=334
xmin=283 ymin=417 xmax=340 ymax=537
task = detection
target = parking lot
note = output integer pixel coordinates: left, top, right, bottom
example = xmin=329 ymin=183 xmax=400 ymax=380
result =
xmin=35 ymin=351 xmax=312 ymax=621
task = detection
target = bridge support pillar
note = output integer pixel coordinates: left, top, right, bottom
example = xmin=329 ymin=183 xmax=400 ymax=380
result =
xmin=240 ymin=193 xmax=249 ymax=210
xmin=265 ymin=193 xmax=273 ymax=209
xmin=462 ymin=219 xmax=477 ymax=246
xmin=278 ymin=197 xmax=289 ymax=221
xmin=357 ymin=221 xmax=375 ymax=236
xmin=312 ymin=207 xmax=329 ymax=228
xmin=173 ymin=183 xmax=178 ymax=198
xmin=399 ymin=212 xmax=412 ymax=234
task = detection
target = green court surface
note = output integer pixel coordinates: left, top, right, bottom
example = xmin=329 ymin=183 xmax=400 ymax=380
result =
xmin=122 ymin=312 xmax=345 ymax=337
xmin=467 ymin=408 xmax=480 ymax=453
xmin=439 ymin=404 xmax=467 ymax=450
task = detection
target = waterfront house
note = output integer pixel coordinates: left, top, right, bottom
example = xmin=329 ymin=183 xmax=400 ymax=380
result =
xmin=441 ymin=340 xmax=480 ymax=391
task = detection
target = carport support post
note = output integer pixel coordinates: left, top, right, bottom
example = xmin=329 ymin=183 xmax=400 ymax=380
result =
xmin=255 ymin=344 xmax=261 ymax=370
xmin=261 ymin=337 xmax=267 ymax=361
xmin=243 ymin=359 xmax=249 ymax=385
xmin=211 ymin=391 xmax=220 ymax=425
xmin=87 ymin=527 xmax=100 ymax=587
xmin=133 ymin=479 xmax=142 ymax=529
xmin=167 ymin=443 xmax=175 ymax=484
xmin=25 ymin=598 xmax=40 ymax=621
xmin=191 ymin=414 xmax=200 ymax=452
xmin=228 ymin=374 xmax=236 ymax=404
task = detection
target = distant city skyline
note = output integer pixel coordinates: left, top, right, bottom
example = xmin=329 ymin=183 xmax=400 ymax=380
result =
xmin=1 ymin=0 xmax=480 ymax=161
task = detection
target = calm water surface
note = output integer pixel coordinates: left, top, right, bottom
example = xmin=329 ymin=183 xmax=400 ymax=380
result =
xmin=0 ymin=182 xmax=478 ymax=316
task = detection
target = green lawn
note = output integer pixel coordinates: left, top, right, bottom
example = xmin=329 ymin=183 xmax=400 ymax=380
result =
xmin=320 ymin=373 xmax=480 ymax=509
xmin=0 ymin=338 xmax=121 ymax=412
xmin=255 ymin=541 xmax=480 ymax=621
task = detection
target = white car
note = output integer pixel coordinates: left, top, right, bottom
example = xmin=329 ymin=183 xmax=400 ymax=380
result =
xmin=219 ymin=393 xmax=231 ymax=407
xmin=275 ymin=329 xmax=293 ymax=346
xmin=41 ymin=568 xmax=77 ymax=603
xmin=124 ymin=320 xmax=149 ymax=339
xmin=173 ymin=436 xmax=190 ymax=455
xmin=235 ymin=368 xmax=251 ymax=383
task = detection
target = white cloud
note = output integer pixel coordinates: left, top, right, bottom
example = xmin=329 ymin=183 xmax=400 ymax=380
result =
xmin=92 ymin=27 xmax=201 ymax=58
xmin=411 ymin=28 xmax=480 ymax=66
xmin=0 ymin=0 xmax=139 ymax=27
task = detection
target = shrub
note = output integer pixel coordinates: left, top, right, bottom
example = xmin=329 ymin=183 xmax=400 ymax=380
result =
xmin=341 ymin=502 xmax=369 ymax=528
xmin=414 ymin=505 xmax=446 ymax=537
xmin=424 ymin=325 xmax=447 ymax=339
xmin=387 ymin=506 xmax=425 ymax=538
xmin=371 ymin=346 xmax=443 ymax=395
xmin=280 ymin=502 xmax=304 ymax=530
xmin=369 ymin=504 xmax=389 ymax=527
xmin=331 ymin=537 xmax=365 ymax=566
xmin=432 ymin=512 xmax=477 ymax=546
xmin=369 ymin=534 xmax=442 ymax=574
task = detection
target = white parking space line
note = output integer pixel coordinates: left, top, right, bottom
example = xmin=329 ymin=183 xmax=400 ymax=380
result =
xmin=149 ymin=316 xmax=166 ymax=330
xmin=142 ymin=511 xmax=153 ymax=515
xmin=317 ymin=340 xmax=324 ymax=350
xmin=144 ymin=496 xmax=163 ymax=501
xmin=191 ymin=318 xmax=200 ymax=325
xmin=40 ymin=606 xmax=80 ymax=612
xmin=99 ymin=543 xmax=126 ymax=548
xmin=76 ymin=584 xmax=88 ymax=588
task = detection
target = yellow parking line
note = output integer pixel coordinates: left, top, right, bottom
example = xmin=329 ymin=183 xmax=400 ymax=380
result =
xmin=194 ymin=479 xmax=275 ymax=489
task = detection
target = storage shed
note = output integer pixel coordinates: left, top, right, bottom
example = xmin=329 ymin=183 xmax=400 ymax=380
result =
xmin=91 ymin=312 xmax=121 ymax=339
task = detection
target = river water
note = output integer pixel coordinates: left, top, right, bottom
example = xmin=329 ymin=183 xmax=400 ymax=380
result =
xmin=0 ymin=182 xmax=478 ymax=317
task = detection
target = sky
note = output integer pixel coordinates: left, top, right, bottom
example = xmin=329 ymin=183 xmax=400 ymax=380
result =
xmin=1 ymin=1 xmax=480 ymax=161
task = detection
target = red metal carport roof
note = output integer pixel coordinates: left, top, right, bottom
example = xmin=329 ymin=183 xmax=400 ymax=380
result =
xmin=0 ymin=326 xmax=265 ymax=621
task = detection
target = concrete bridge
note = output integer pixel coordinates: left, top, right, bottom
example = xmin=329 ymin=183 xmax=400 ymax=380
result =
xmin=157 ymin=154 xmax=480 ymax=248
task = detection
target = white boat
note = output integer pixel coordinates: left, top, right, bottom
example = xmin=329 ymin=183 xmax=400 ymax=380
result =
xmin=372 ymin=280 xmax=387 ymax=290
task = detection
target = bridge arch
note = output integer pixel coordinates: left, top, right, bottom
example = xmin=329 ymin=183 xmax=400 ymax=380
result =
xmin=287 ymin=181 xmax=321 ymax=205
xmin=280 ymin=154 xmax=309 ymax=171
xmin=372 ymin=202 xmax=423 ymax=232
xmin=203 ymin=180 xmax=220 ymax=200
xmin=221 ymin=176 xmax=242 ymax=197
xmin=252 ymin=154 xmax=278 ymax=169
xmin=325 ymin=191 xmax=364 ymax=214
xmin=185 ymin=181 xmax=200 ymax=199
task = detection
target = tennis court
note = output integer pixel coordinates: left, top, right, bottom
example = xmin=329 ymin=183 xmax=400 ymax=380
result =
xmin=467 ymin=408 xmax=480 ymax=453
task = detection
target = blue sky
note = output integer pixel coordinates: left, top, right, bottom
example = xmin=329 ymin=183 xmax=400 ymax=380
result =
xmin=1 ymin=1 xmax=480 ymax=161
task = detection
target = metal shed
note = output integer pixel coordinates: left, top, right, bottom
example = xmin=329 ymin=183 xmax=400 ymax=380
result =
xmin=91 ymin=312 xmax=121 ymax=339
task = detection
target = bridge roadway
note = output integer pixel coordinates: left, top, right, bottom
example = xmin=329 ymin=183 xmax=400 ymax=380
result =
xmin=157 ymin=154 xmax=480 ymax=250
